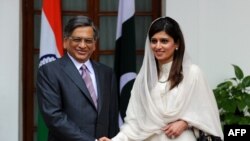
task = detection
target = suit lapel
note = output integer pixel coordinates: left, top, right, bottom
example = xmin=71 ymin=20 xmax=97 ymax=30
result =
xmin=60 ymin=55 xmax=97 ymax=110
xmin=91 ymin=61 xmax=103 ymax=114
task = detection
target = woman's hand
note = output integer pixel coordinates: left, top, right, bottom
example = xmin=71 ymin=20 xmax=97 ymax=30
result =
xmin=99 ymin=137 xmax=111 ymax=141
xmin=162 ymin=120 xmax=189 ymax=139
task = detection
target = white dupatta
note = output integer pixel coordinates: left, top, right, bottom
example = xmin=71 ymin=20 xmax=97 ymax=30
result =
xmin=114 ymin=18 xmax=224 ymax=141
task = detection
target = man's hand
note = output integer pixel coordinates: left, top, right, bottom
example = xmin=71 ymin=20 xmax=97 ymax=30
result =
xmin=99 ymin=137 xmax=111 ymax=141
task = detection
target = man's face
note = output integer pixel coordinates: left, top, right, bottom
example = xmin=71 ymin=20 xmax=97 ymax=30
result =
xmin=64 ymin=26 xmax=96 ymax=63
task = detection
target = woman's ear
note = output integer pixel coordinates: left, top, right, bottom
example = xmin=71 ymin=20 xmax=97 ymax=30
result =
xmin=175 ymin=41 xmax=179 ymax=50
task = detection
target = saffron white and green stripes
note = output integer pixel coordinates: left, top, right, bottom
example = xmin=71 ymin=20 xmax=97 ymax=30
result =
xmin=37 ymin=0 xmax=63 ymax=140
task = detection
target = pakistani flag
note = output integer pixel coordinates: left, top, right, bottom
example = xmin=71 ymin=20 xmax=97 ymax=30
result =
xmin=115 ymin=0 xmax=137 ymax=126
xmin=37 ymin=0 xmax=63 ymax=140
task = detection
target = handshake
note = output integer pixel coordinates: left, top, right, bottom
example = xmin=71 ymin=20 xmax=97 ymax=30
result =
xmin=98 ymin=137 xmax=111 ymax=141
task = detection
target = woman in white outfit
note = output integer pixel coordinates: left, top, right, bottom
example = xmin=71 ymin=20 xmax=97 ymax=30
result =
xmin=99 ymin=17 xmax=223 ymax=141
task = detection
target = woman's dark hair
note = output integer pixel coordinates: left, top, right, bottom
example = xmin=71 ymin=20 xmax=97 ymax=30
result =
xmin=149 ymin=17 xmax=185 ymax=90
xmin=64 ymin=16 xmax=99 ymax=40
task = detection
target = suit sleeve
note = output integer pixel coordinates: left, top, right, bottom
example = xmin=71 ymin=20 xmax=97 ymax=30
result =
xmin=108 ymin=70 xmax=119 ymax=137
xmin=36 ymin=66 xmax=95 ymax=141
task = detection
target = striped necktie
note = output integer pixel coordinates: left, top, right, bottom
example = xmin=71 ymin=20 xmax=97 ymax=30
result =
xmin=81 ymin=64 xmax=97 ymax=108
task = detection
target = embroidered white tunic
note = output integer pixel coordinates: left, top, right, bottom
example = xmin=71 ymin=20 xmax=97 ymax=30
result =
xmin=112 ymin=28 xmax=223 ymax=140
xmin=112 ymin=60 xmax=223 ymax=141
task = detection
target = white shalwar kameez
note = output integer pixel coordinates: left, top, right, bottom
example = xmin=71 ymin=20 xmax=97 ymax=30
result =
xmin=112 ymin=18 xmax=223 ymax=141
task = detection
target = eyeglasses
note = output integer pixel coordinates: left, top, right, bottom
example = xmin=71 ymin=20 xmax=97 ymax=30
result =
xmin=68 ymin=36 xmax=95 ymax=46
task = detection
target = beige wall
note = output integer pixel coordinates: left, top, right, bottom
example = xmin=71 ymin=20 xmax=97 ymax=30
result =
xmin=0 ymin=0 xmax=22 ymax=141
xmin=164 ymin=0 xmax=250 ymax=88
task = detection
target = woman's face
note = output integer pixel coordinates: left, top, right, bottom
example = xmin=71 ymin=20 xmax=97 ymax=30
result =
xmin=150 ymin=31 xmax=178 ymax=65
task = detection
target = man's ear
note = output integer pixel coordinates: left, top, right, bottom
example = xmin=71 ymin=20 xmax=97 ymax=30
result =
xmin=63 ymin=38 xmax=68 ymax=50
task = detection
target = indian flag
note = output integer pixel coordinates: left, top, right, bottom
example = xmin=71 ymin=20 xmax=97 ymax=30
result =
xmin=39 ymin=0 xmax=63 ymax=67
xmin=37 ymin=0 xmax=63 ymax=140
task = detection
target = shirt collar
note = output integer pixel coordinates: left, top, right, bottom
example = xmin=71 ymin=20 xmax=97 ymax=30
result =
xmin=67 ymin=53 xmax=94 ymax=74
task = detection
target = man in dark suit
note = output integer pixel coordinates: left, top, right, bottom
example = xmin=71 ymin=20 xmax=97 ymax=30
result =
xmin=36 ymin=16 xmax=119 ymax=141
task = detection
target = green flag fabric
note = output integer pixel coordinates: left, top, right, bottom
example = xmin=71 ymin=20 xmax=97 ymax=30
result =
xmin=37 ymin=0 xmax=63 ymax=140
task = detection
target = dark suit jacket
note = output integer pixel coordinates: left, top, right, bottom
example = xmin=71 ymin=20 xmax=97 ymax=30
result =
xmin=36 ymin=54 xmax=119 ymax=141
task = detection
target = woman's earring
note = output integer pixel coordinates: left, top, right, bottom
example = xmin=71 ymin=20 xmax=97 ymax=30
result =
xmin=175 ymin=48 xmax=178 ymax=50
